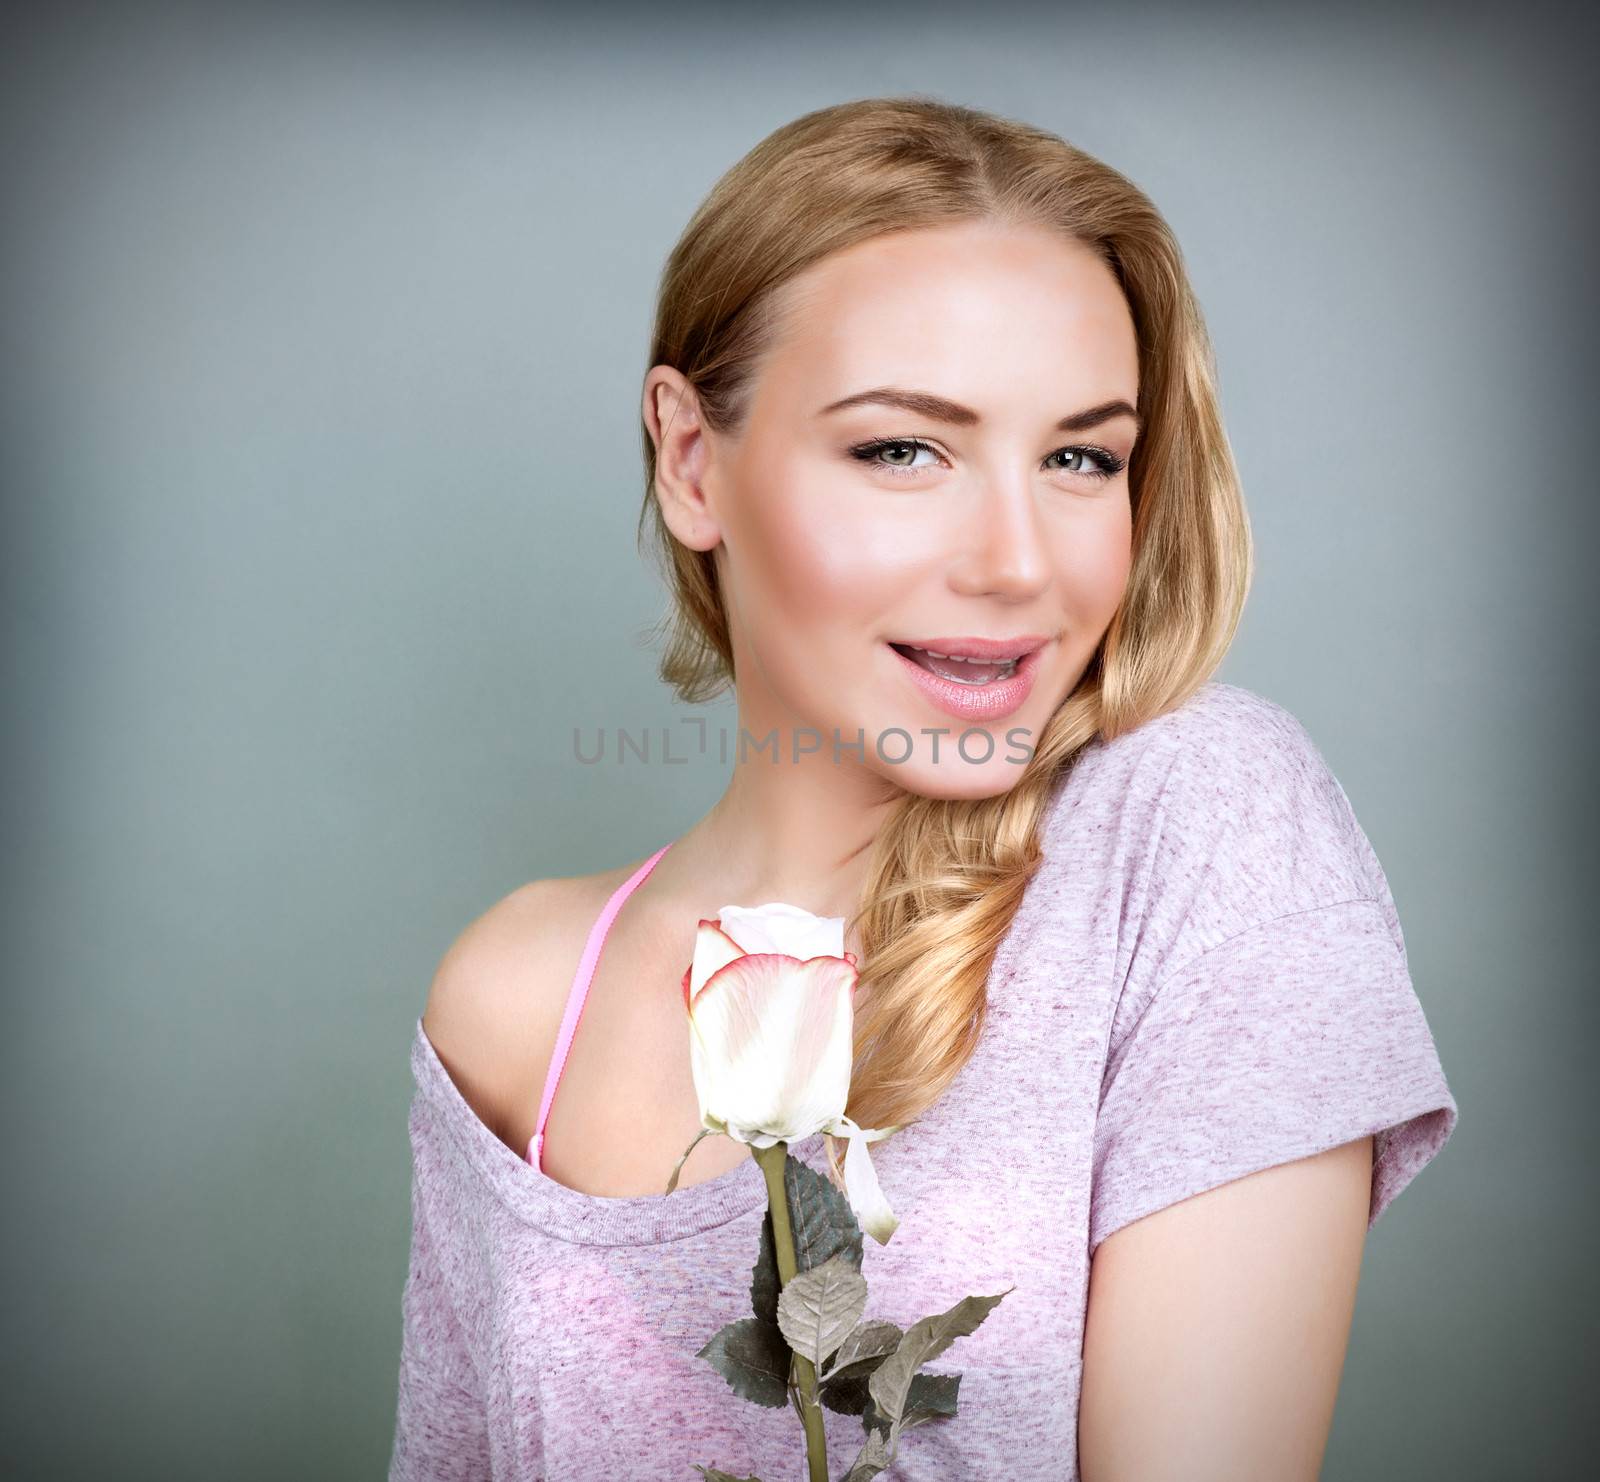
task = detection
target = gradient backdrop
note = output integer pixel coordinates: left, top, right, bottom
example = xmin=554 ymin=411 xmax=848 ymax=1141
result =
xmin=3 ymin=1 xmax=1594 ymax=1477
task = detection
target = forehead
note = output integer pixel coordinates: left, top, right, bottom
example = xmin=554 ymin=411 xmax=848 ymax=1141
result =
xmin=756 ymin=222 xmax=1139 ymax=413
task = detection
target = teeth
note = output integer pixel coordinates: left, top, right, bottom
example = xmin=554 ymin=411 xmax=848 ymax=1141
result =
xmin=909 ymin=646 xmax=1018 ymax=668
xmin=898 ymin=643 xmax=1019 ymax=684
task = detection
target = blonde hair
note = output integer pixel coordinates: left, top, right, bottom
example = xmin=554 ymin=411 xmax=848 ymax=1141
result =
xmin=636 ymin=96 xmax=1252 ymax=1181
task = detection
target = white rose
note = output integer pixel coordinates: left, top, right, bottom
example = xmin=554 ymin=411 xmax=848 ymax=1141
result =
xmin=680 ymin=902 xmax=900 ymax=1243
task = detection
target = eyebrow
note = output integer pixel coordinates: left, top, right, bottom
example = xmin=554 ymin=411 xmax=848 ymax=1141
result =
xmin=816 ymin=386 xmax=1142 ymax=435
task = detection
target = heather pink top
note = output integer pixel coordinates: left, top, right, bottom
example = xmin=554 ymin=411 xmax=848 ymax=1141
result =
xmin=387 ymin=683 xmax=1458 ymax=1481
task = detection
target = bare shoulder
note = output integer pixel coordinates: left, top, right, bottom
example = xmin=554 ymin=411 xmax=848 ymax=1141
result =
xmin=421 ymin=869 xmax=622 ymax=1149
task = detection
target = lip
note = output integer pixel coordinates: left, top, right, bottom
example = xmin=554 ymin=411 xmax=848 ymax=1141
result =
xmin=889 ymin=634 xmax=1050 ymax=662
xmin=886 ymin=638 xmax=1047 ymax=723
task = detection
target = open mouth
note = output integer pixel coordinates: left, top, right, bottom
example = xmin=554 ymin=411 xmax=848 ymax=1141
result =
xmin=887 ymin=642 xmax=1020 ymax=686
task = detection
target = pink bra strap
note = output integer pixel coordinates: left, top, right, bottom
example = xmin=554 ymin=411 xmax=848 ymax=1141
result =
xmin=528 ymin=841 xmax=674 ymax=1169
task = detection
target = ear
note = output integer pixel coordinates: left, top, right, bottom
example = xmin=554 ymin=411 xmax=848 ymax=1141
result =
xmin=642 ymin=366 xmax=722 ymax=553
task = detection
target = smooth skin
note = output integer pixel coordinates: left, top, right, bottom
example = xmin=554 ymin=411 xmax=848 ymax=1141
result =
xmin=424 ymin=219 xmax=1372 ymax=1476
xmin=1079 ymin=1136 xmax=1373 ymax=1481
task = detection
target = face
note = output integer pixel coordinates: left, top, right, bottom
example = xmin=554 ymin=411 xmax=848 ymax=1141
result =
xmin=649 ymin=220 xmax=1139 ymax=801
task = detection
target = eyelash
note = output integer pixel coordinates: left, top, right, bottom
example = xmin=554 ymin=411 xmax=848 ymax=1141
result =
xmin=846 ymin=434 xmax=1128 ymax=483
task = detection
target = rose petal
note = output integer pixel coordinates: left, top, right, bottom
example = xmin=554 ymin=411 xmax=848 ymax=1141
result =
xmin=688 ymin=953 xmax=855 ymax=1141
xmin=827 ymin=1113 xmax=900 ymax=1244
xmin=717 ymin=902 xmax=846 ymax=960
xmin=688 ymin=919 xmax=747 ymax=1005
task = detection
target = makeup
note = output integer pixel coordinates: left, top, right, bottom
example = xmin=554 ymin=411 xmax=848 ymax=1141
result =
xmin=885 ymin=638 xmax=1046 ymax=722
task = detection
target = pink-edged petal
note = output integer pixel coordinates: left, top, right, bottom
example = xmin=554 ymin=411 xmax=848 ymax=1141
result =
xmin=688 ymin=918 xmax=747 ymax=1006
xmin=688 ymin=952 xmax=856 ymax=1141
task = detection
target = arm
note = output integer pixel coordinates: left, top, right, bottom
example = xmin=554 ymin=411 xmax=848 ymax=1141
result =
xmin=1079 ymin=1135 xmax=1373 ymax=1482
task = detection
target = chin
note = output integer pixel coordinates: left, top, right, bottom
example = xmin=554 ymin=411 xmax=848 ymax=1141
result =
xmin=878 ymin=757 xmax=1035 ymax=803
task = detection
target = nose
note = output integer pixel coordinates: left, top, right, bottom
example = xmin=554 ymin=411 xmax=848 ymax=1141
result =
xmin=949 ymin=476 xmax=1051 ymax=601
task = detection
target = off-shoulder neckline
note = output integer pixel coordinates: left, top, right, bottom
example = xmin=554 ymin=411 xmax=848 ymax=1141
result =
xmin=402 ymin=684 xmax=1269 ymax=1246
xmin=410 ymin=1017 xmax=828 ymax=1246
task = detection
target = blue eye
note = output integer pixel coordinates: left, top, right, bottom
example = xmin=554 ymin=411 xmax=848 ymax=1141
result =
xmin=846 ymin=435 xmax=1126 ymax=482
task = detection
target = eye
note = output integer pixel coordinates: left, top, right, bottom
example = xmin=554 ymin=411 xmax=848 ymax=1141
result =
xmin=846 ymin=435 xmax=1127 ymax=482
xmin=1046 ymin=446 xmax=1126 ymax=480
xmin=847 ymin=437 xmax=943 ymax=474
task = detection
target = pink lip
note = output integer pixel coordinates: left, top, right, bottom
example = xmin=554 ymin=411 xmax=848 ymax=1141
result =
xmin=886 ymin=639 xmax=1046 ymax=723
xmin=890 ymin=634 xmax=1049 ymax=662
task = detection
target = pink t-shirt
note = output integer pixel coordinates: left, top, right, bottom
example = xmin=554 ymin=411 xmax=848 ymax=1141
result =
xmin=387 ymin=682 xmax=1458 ymax=1480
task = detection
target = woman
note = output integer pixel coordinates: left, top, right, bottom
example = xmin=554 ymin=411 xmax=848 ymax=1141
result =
xmin=389 ymin=96 xmax=1457 ymax=1480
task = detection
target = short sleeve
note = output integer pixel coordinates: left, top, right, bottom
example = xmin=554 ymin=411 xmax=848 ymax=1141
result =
xmin=388 ymin=1097 xmax=494 ymax=1482
xmin=1088 ymin=896 xmax=1458 ymax=1257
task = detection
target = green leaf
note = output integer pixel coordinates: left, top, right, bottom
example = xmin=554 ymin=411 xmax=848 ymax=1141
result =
xmin=775 ymin=1252 xmax=868 ymax=1367
xmin=842 ymin=1368 xmax=963 ymax=1476
xmin=901 ymin=1370 xmax=961 ymax=1429
xmin=861 ymin=1393 xmax=889 ymax=1438
xmin=856 ymin=1372 xmax=961 ymax=1433
xmin=691 ymin=1468 xmax=765 ymax=1481
xmin=868 ymin=1287 xmax=1013 ymax=1426
xmin=786 ymin=1150 xmax=865 ymax=1272
xmin=749 ymin=1213 xmax=781 ymax=1327
xmin=749 ymin=1150 xmax=863 ymax=1327
xmin=695 ymin=1316 xmax=791 ymax=1409
xmin=838 ymin=1421 xmax=894 ymax=1482
xmin=819 ymin=1367 xmax=872 ymax=1416
xmin=820 ymin=1318 xmax=904 ymax=1384
xmin=817 ymin=1318 xmax=904 ymax=1415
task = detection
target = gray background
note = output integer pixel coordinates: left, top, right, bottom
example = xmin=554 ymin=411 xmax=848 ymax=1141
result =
xmin=3 ymin=1 xmax=1593 ymax=1476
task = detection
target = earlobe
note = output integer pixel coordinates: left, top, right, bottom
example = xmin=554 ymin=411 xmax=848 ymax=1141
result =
xmin=657 ymin=480 xmax=722 ymax=554
xmin=660 ymin=499 xmax=724 ymax=556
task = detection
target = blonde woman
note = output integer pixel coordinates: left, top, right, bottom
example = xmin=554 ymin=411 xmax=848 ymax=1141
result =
xmin=389 ymin=97 xmax=1457 ymax=1481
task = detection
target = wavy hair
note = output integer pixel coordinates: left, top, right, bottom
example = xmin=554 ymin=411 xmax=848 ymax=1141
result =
xmin=635 ymin=96 xmax=1252 ymax=1181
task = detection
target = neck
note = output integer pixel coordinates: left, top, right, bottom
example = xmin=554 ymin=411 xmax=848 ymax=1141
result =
xmin=666 ymin=743 xmax=904 ymax=928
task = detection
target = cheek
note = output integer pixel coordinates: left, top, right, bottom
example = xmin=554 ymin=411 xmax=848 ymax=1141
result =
xmin=1051 ymin=500 xmax=1133 ymax=619
xmin=729 ymin=468 xmax=913 ymax=623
